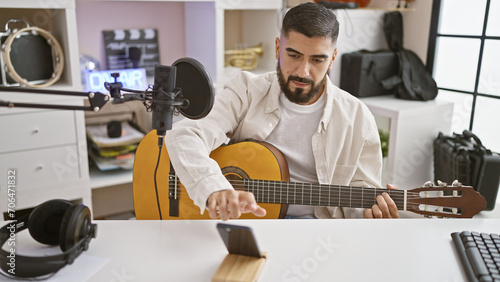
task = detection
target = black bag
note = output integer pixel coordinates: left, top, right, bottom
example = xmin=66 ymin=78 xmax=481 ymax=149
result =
xmin=340 ymin=50 xmax=398 ymax=97
xmin=434 ymin=130 xmax=500 ymax=211
xmin=381 ymin=12 xmax=438 ymax=101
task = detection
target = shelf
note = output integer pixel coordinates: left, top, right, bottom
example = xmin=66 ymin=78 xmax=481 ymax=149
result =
xmin=360 ymin=95 xmax=454 ymax=119
xmin=0 ymin=1 xmax=92 ymax=214
xmin=89 ymin=167 xmax=133 ymax=189
xmin=0 ymin=1 xmax=75 ymax=8
xmin=76 ymin=0 xmax=282 ymax=9
xmin=0 ymin=7 xmax=82 ymax=91
xmin=184 ymin=1 xmax=282 ymax=84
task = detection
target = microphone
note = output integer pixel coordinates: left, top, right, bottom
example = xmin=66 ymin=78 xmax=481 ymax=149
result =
xmin=151 ymin=57 xmax=215 ymax=137
xmin=152 ymin=65 xmax=180 ymax=136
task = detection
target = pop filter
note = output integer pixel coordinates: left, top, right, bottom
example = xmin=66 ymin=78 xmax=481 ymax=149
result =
xmin=172 ymin=57 xmax=214 ymax=120
xmin=149 ymin=58 xmax=215 ymax=220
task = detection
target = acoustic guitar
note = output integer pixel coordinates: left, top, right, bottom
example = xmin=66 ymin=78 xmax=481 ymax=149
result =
xmin=133 ymin=131 xmax=487 ymax=220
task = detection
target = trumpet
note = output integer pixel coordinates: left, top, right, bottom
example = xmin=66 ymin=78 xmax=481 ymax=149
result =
xmin=224 ymin=43 xmax=264 ymax=70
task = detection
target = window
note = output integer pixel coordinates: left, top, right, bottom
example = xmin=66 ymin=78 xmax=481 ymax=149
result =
xmin=427 ymin=0 xmax=500 ymax=152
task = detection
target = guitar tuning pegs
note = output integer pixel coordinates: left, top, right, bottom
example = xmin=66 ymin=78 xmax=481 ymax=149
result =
xmin=423 ymin=181 xmax=434 ymax=187
xmin=451 ymin=180 xmax=462 ymax=187
xmin=437 ymin=180 xmax=448 ymax=187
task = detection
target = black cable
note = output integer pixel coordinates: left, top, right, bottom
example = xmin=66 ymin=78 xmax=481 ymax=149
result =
xmin=154 ymin=136 xmax=164 ymax=220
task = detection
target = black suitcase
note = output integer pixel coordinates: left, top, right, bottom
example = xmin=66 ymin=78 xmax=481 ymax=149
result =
xmin=340 ymin=50 xmax=398 ymax=98
xmin=434 ymin=130 xmax=500 ymax=211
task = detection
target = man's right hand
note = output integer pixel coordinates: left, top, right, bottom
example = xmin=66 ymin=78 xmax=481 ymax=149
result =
xmin=207 ymin=190 xmax=267 ymax=221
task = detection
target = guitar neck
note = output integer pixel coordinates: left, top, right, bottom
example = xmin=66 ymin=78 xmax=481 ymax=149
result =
xmin=243 ymin=179 xmax=406 ymax=210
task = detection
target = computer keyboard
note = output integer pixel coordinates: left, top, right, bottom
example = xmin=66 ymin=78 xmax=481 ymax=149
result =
xmin=451 ymin=231 xmax=500 ymax=282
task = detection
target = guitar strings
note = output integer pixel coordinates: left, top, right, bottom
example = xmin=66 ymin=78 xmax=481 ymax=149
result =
xmin=160 ymin=179 xmax=465 ymax=216
xmin=163 ymin=178 xmax=450 ymax=199
xmin=150 ymin=179 xmax=463 ymax=216
xmin=162 ymin=178 xmax=461 ymax=208
xmin=163 ymin=178 xmax=422 ymax=194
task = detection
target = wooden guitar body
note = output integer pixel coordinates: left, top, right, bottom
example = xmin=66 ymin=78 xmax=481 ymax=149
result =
xmin=133 ymin=130 xmax=289 ymax=220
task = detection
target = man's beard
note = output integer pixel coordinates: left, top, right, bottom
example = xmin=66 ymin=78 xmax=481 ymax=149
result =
xmin=277 ymin=62 xmax=326 ymax=104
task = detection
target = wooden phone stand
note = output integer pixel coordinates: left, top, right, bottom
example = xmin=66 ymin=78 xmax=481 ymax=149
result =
xmin=212 ymin=252 xmax=267 ymax=282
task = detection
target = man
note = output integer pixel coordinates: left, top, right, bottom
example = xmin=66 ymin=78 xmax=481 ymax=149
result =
xmin=165 ymin=3 xmax=399 ymax=220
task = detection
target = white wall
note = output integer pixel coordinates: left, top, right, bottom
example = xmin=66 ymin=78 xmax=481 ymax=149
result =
xmin=75 ymin=1 xmax=186 ymax=69
xmin=368 ymin=0 xmax=433 ymax=62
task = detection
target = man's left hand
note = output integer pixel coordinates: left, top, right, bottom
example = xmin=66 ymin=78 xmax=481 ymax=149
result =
xmin=363 ymin=184 xmax=399 ymax=218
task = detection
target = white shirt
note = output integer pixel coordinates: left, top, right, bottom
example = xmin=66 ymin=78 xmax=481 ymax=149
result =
xmin=165 ymin=71 xmax=382 ymax=218
xmin=265 ymin=92 xmax=325 ymax=217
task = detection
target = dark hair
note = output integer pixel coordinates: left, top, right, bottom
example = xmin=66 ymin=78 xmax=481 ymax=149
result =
xmin=281 ymin=3 xmax=339 ymax=44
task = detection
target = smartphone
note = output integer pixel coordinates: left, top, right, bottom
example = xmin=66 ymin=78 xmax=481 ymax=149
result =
xmin=216 ymin=223 xmax=263 ymax=258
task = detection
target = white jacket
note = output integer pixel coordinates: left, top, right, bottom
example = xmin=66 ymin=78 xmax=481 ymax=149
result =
xmin=165 ymin=71 xmax=382 ymax=218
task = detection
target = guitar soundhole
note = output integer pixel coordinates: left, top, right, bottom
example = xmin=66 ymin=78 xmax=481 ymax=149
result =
xmin=221 ymin=166 xmax=249 ymax=191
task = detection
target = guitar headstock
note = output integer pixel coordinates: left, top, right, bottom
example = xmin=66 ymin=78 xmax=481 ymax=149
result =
xmin=405 ymin=181 xmax=486 ymax=218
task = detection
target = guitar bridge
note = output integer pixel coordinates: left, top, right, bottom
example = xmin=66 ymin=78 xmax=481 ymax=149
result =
xmin=168 ymin=164 xmax=179 ymax=217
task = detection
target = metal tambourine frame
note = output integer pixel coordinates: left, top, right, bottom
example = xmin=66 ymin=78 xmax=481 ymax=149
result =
xmin=1 ymin=20 xmax=64 ymax=88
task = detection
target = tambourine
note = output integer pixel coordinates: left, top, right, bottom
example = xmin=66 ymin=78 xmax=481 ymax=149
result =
xmin=1 ymin=19 xmax=64 ymax=88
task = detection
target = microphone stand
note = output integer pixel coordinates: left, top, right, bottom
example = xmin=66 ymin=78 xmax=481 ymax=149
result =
xmin=0 ymin=85 xmax=111 ymax=111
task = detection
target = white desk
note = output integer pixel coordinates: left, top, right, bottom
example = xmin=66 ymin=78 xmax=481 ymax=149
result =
xmin=3 ymin=218 xmax=500 ymax=281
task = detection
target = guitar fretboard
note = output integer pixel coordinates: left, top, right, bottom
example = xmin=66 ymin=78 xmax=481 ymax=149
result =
xmin=243 ymin=179 xmax=406 ymax=209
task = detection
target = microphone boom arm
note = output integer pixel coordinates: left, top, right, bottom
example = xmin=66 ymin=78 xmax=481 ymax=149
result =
xmin=0 ymin=85 xmax=112 ymax=112
xmin=0 ymin=72 xmax=155 ymax=112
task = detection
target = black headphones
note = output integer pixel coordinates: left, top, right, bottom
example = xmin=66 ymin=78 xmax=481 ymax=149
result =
xmin=0 ymin=199 xmax=97 ymax=278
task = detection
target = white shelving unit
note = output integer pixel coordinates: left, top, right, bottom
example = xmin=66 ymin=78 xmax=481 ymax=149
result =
xmin=184 ymin=0 xmax=282 ymax=87
xmin=360 ymin=95 xmax=454 ymax=190
xmin=0 ymin=1 xmax=92 ymax=214
xmin=89 ymin=167 xmax=133 ymax=190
